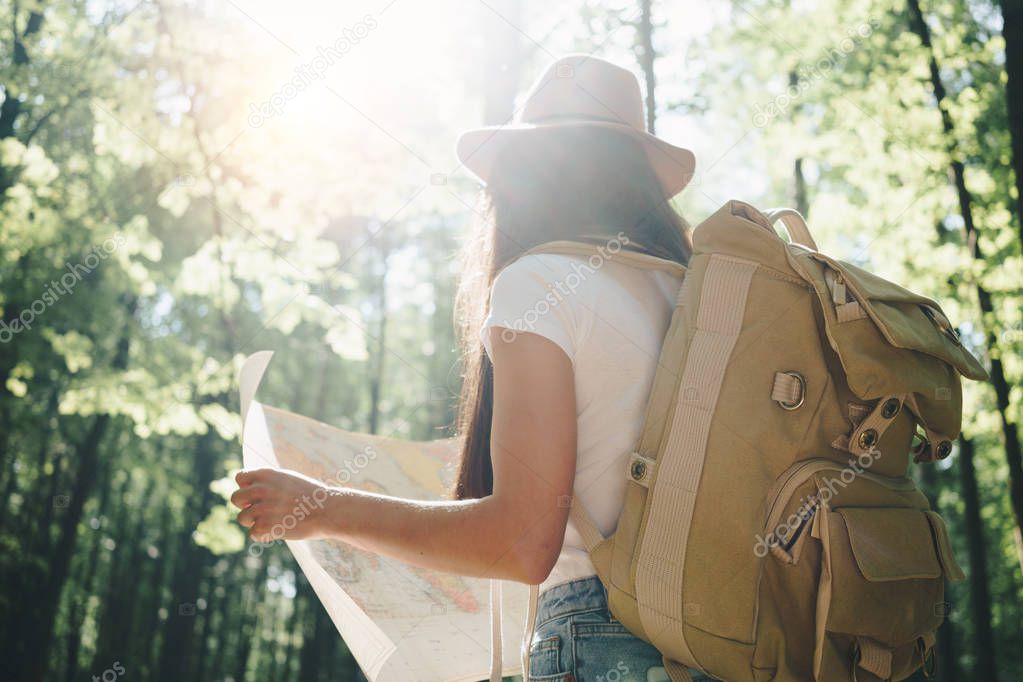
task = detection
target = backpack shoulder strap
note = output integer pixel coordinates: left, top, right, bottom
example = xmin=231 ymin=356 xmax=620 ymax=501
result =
xmin=524 ymin=239 xmax=687 ymax=278
xmin=569 ymin=498 xmax=605 ymax=552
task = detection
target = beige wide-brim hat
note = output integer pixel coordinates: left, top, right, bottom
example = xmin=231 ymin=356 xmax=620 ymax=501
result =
xmin=456 ymin=54 xmax=696 ymax=198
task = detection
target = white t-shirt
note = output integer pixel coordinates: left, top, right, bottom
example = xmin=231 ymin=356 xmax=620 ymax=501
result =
xmin=479 ymin=252 xmax=682 ymax=591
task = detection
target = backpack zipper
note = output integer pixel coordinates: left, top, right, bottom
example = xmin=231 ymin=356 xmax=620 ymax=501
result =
xmin=761 ymin=458 xmax=915 ymax=541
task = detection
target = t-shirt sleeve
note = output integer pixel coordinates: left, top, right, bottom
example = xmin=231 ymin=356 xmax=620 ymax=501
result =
xmin=479 ymin=254 xmax=582 ymax=363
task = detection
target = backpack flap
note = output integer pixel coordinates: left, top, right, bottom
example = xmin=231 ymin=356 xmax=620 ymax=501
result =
xmin=787 ymin=250 xmax=988 ymax=457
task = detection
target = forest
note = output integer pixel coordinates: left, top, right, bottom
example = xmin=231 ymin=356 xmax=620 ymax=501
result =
xmin=0 ymin=0 xmax=1021 ymax=680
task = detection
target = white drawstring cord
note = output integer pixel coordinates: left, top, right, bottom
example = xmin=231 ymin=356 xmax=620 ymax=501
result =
xmin=489 ymin=579 xmax=503 ymax=682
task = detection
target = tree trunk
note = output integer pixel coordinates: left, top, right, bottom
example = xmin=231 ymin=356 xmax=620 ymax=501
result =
xmin=0 ymin=8 xmax=43 ymax=141
xmin=1000 ymin=0 xmax=1023 ymax=248
xmin=298 ymin=578 xmax=330 ymax=682
xmin=26 ymin=413 xmax=110 ymax=682
xmin=0 ymin=254 xmax=33 ymax=503
xmin=789 ymin=71 xmax=810 ymax=217
xmin=194 ymin=570 xmax=215 ymax=681
xmin=91 ymin=474 xmax=132 ymax=668
xmin=957 ymin=436 xmax=998 ymax=678
xmin=637 ymin=0 xmax=658 ymax=134
xmin=202 ymin=552 xmax=242 ymax=682
xmin=140 ymin=498 xmax=174 ymax=677
xmin=62 ymin=486 xmax=107 ymax=682
xmin=915 ymin=464 xmax=959 ymax=681
xmin=427 ymin=237 xmax=458 ymax=439
xmin=281 ymin=591 xmax=304 ymax=682
xmin=907 ymin=0 xmax=1023 ymax=573
xmin=794 ymin=158 xmax=809 ymax=216
xmin=297 ymin=594 xmax=319 ymax=682
xmin=232 ymin=566 xmax=266 ymax=682
xmin=367 ymin=237 xmax=392 ymax=436
xmin=156 ymin=426 xmax=221 ymax=682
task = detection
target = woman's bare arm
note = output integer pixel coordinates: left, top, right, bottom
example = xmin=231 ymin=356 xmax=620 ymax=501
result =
xmin=232 ymin=330 xmax=577 ymax=584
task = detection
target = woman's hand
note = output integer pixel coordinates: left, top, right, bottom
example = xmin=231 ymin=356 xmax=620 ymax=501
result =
xmin=231 ymin=468 xmax=337 ymax=543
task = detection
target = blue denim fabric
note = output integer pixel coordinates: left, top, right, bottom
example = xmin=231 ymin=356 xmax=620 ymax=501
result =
xmin=527 ymin=576 xmax=714 ymax=682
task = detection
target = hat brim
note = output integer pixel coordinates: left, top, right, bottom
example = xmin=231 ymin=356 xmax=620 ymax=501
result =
xmin=455 ymin=120 xmax=696 ymax=198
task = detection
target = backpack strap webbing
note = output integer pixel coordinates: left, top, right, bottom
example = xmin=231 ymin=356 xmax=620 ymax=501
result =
xmin=633 ymin=255 xmax=760 ymax=671
xmin=663 ymin=656 xmax=696 ymax=682
xmin=489 ymin=580 xmax=542 ymax=682
xmin=524 ymin=239 xmax=687 ymax=278
xmin=520 ymin=583 xmax=540 ymax=681
xmin=569 ymin=497 xmax=605 ymax=552
xmin=489 ymin=579 xmax=503 ymax=682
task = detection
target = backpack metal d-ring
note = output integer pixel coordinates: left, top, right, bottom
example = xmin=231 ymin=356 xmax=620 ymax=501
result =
xmin=773 ymin=371 xmax=806 ymax=410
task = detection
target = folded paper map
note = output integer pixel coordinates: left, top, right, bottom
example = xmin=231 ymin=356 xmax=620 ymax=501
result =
xmin=239 ymin=352 xmax=527 ymax=682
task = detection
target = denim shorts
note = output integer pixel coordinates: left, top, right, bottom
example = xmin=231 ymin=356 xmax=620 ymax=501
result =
xmin=527 ymin=576 xmax=713 ymax=682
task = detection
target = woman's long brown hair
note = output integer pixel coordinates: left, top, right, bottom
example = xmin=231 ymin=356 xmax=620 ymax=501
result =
xmin=452 ymin=127 xmax=693 ymax=499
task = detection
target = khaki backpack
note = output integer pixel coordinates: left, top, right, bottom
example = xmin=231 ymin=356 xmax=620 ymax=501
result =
xmin=513 ymin=200 xmax=988 ymax=682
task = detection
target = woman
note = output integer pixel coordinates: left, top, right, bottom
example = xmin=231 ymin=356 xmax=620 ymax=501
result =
xmin=232 ymin=54 xmax=709 ymax=682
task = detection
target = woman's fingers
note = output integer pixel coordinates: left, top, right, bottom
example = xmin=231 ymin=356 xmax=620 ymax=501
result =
xmin=230 ymin=483 xmax=264 ymax=509
xmin=238 ymin=505 xmax=276 ymax=543
xmin=235 ymin=467 xmax=273 ymax=487
xmin=237 ymin=503 xmax=259 ymax=528
xmin=233 ymin=467 xmax=327 ymax=543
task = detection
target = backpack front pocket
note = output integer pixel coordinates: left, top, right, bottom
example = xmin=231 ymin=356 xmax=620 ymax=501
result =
xmin=755 ymin=460 xmax=964 ymax=681
xmin=813 ymin=497 xmax=963 ymax=681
